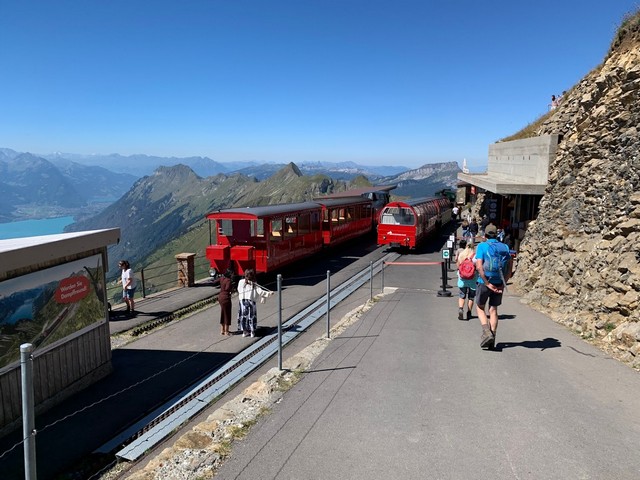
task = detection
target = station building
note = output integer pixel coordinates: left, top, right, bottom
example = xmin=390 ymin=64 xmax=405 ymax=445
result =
xmin=457 ymin=134 xmax=559 ymax=249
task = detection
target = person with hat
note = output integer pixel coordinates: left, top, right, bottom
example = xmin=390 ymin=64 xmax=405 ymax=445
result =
xmin=474 ymin=224 xmax=512 ymax=349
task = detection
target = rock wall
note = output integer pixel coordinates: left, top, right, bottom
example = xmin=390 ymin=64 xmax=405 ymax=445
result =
xmin=512 ymin=18 xmax=640 ymax=367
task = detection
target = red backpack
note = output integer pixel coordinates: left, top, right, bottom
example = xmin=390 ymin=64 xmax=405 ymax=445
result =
xmin=458 ymin=257 xmax=476 ymax=280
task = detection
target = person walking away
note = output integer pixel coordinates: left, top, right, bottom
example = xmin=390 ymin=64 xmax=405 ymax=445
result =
xmin=213 ymin=268 xmax=234 ymax=335
xmin=469 ymin=218 xmax=479 ymax=242
xmin=237 ymin=268 xmax=273 ymax=337
xmin=118 ymin=260 xmax=137 ymax=316
xmin=475 ymin=225 xmax=512 ymax=349
xmin=455 ymin=240 xmax=477 ymax=320
xmin=461 ymin=219 xmax=470 ymax=241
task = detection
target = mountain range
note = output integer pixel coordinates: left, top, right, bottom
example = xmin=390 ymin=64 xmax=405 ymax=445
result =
xmin=64 ymin=160 xmax=459 ymax=272
xmin=0 ymin=148 xmax=137 ymax=222
xmin=0 ymin=147 xmax=457 ymax=224
xmin=0 ymin=146 xmax=459 ymax=275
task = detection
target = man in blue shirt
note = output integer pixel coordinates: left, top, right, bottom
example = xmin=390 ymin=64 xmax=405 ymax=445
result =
xmin=475 ymin=224 xmax=512 ymax=349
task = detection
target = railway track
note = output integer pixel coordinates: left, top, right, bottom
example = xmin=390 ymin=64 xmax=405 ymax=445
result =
xmin=96 ymin=250 xmax=400 ymax=463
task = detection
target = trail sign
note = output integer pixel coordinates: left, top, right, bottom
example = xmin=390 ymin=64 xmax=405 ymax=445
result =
xmin=442 ymin=250 xmax=450 ymax=259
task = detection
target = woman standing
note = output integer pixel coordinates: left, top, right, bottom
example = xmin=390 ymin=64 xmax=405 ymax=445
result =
xmin=237 ymin=269 xmax=273 ymax=337
xmin=118 ymin=260 xmax=137 ymax=315
xmin=214 ymin=268 xmax=234 ymax=336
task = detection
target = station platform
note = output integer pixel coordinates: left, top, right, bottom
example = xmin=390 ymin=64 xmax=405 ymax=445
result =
xmin=3 ymin=234 xmax=640 ymax=479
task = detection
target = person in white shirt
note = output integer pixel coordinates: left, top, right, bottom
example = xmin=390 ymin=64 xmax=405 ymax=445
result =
xmin=237 ymin=268 xmax=273 ymax=337
xmin=118 ymin=260 xmax=137 ymax=315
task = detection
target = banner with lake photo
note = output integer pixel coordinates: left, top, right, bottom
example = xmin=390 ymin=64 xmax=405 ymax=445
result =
xmin=0 ymin=254 xmax=106 ymax=369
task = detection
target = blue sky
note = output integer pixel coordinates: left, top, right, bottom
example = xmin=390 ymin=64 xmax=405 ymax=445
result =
xmin=1 ymin=1 xmax=638 ymax=171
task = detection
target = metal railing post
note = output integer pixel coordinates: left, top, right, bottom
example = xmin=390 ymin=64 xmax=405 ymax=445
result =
xmin=369 ymin=261 xmax=373 ymax=300
xmin=326 ymin=270 xmax=331 ymax=339
xmin=277 ymin=274 xmax=282 ymax=371
xmin=21 ymin=343 xmax=37 ymax=480
xmin=140 ymin=268 xmax=146 ymax=298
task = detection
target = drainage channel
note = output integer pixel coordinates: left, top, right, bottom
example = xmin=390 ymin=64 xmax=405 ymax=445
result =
xmin=96 ymin=252 xmax=399 ymax=462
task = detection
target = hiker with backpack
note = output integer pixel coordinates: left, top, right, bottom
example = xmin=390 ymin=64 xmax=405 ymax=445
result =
xmin=456 ymin=239 xmax=477 ymax=320
xmin=475 ymin=224 xmax=513 ymax=350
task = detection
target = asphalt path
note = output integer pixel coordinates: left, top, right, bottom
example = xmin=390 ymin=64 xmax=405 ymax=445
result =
xmin=213 ymin=244 xmax=640 ymax=479
xmin=0 ymin=234 xmax=404 ymax=479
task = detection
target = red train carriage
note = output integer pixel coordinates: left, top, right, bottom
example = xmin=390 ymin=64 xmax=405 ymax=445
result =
xmin=316 ymin=198 xmax=374 ymax=246
xmin=377 ymin=197 xmax=452 ymax=249
xmin=314 ymin=185 xmax=395 ymax=221
xmin=206 ymin=198 xmax=374 ymax=275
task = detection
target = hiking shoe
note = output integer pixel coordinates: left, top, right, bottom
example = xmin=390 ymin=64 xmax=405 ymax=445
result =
xmin=480 ymin=329 xmax=495 ymax=349
xmin=466 ymin=310 xmax=472 ymax=320
xmin=458 ymin=309 xmax=464 ymax=320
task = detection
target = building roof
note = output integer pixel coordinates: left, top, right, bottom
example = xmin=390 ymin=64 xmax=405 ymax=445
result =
xmin=457 ymin=172 xmax=547 ymax=195
xmin=0 ymin=229 xmax=121 ymax=275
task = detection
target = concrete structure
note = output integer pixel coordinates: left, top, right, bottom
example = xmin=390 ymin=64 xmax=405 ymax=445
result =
xmin=458 ymin=135 xmax=557 ymax=196
xmin=0 ymin=229 xmax=120 ymax=434
xmin=457 ymin=135 xmax=558 ymax=248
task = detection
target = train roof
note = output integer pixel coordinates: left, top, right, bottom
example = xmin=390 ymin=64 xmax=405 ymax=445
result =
xmin=207 ymin=196 xmax=374 ymax=220
xmin=207 ymin=201 xmax=321 ymax=219
xmin=313 ymin=197 xmax=372 ymax=208
xmin=383 ymin=196 xmax=446 ymax=208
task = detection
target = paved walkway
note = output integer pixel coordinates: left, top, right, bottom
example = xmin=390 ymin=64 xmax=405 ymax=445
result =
xmin=213 ymin=262 xmax=640 ymax=479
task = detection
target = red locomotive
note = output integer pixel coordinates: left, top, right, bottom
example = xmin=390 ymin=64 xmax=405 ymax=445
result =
xmin=205 ymin=197 xmax=374 ymax=276
xmin=377 ymin=197 xmax=452 ymax=249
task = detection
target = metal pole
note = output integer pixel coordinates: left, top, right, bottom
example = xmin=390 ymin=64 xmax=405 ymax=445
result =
xmin=140 ymin=268 xmax=146 ymax=298
xmin=326 ymin=270 xmax=331 ymax=339
xmin=381 ymin=261 xmax=385 ymax=293
xmin=21 ymin=343 xmax=37 ymax=480
xmin=277 ymin=274 xmax=282 ymax=371
xmin=369 ymin=261 xmax=373 ymax=300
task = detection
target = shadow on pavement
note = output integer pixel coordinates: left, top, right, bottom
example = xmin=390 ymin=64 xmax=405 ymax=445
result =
xmin=494 ymin=337 xmax=562 ymax=352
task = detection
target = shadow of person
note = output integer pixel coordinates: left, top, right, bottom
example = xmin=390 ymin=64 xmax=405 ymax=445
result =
xmin=494 ymin=337 xmax=561 ymax=352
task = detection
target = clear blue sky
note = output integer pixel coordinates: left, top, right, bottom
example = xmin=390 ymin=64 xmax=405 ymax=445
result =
xmin=1 ymin=1 xmax=638 ymax=170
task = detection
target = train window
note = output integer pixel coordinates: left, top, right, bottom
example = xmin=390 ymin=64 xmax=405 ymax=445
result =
xmin=299 ymin=213 xmax=310 ymax=234
xmin=270 ymin=218 xmax=283 ymax=241
xmin=251 ymin=219 xmax=265 ymax=238
xmin=400 ymin=208 xmax=415 ymax=225
xmin=311 ymin=212 xmax=321 ymax=231
xmin=285 ymin=216 xmax=297 ymax=237
xmin=219 ymin=219 xmax=233 ymax=236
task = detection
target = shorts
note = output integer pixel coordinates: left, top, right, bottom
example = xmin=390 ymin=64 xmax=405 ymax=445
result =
xmin=458 ymin=286 xmax=476 ymax=299
xmin=123 ymin=288 xmax=136 ymax=300
xmin=476 ymin=283 xmax=503 ymax=307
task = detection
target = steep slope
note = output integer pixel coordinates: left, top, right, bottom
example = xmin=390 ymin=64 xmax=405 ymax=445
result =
xmin=67 ymin=163 xmax=348 ymax=272
xmin=512 ymin=11 xmax=640 ymax=366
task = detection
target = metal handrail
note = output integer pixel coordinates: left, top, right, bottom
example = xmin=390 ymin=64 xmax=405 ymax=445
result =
xmin=107 ymin=254 xmax=212 ymax=308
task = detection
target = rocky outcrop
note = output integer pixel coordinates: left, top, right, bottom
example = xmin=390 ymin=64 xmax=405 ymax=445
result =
xmin=512 ymin=16 xmax=640 ymax=367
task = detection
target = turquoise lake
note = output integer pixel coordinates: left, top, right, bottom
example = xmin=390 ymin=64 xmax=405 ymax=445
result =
xmin=0 ymin=216 xmax=75 ymax=240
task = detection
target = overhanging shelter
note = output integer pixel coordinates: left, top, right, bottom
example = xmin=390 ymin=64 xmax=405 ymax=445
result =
xmin=458 ymin=135 xmax=558 ymax=248
xmin=0 ymin=228 xmax=120 ymax=435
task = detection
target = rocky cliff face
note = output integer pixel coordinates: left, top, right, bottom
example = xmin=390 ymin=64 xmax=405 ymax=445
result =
xmin=512 ymin=16 xmax=640 ymax=367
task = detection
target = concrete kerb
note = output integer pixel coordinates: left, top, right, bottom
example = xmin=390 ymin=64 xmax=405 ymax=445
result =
xmin=102 ymin=292 xmax=390 ymax=480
